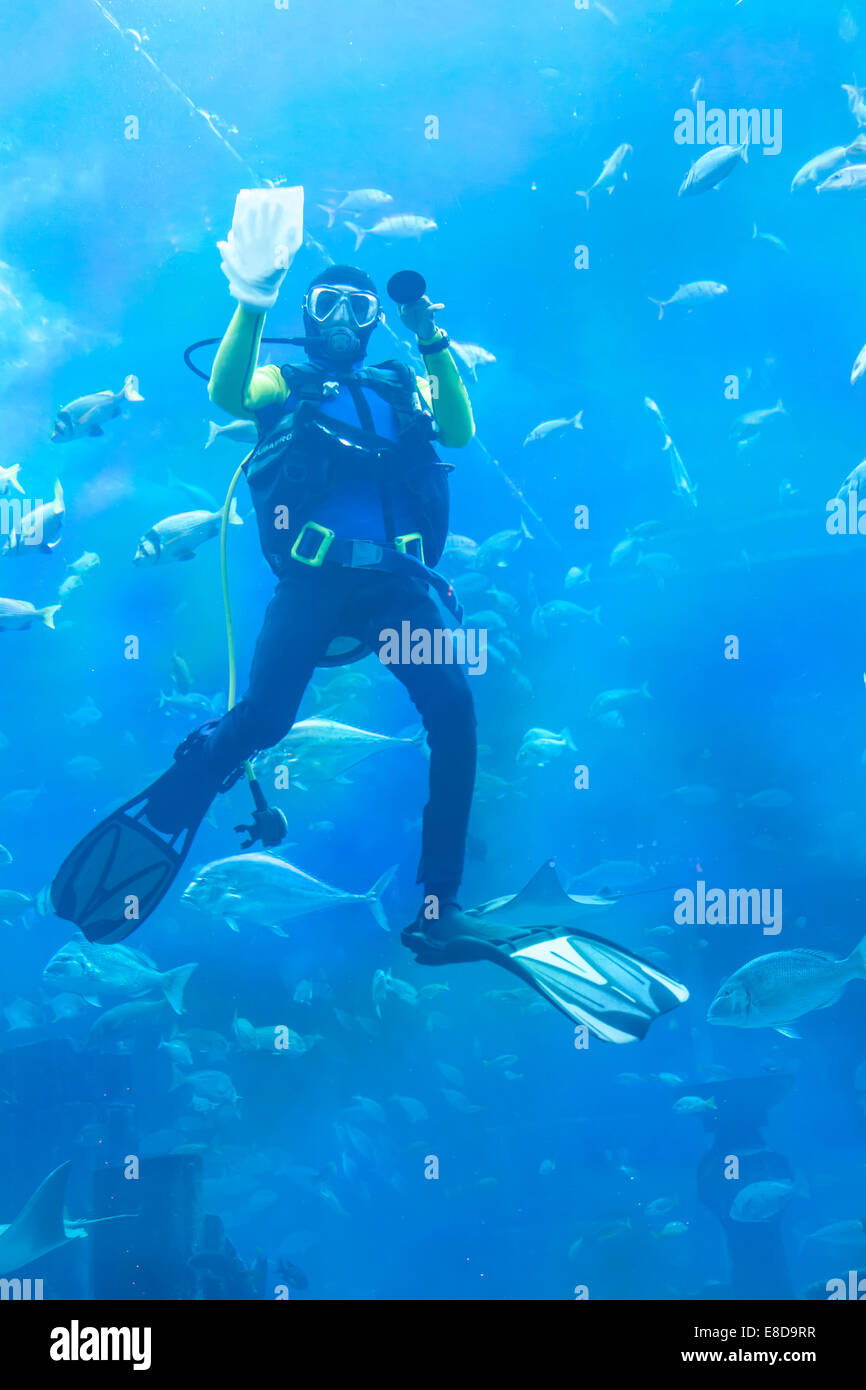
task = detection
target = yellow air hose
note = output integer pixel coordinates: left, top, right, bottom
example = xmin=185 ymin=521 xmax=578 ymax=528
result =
xmin=220 ymin=456 xmax=255 ymax=785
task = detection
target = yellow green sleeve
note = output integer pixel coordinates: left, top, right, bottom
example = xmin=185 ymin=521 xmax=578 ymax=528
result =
xmin=416 ymin=331 xmax=475 ymax=448
xmin=208 ymin=305 xmax=288 ymax=422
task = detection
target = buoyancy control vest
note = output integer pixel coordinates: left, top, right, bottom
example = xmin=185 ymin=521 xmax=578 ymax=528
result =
xmin=243 ymin=359 xmax=453 ymax=577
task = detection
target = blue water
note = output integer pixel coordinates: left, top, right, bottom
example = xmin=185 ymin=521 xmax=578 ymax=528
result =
xmin=1 ymin=0 xmax=865 ymax=1301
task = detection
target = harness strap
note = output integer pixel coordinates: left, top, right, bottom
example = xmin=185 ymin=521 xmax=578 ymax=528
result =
xmin=321 ymin=536 xmax=463 ymax=623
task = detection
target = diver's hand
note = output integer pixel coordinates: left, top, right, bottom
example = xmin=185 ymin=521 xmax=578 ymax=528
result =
xmin=218 ymin=188 xmax=304 ymax=310
xmin=399 ymin=294 xmax=444 ymax=341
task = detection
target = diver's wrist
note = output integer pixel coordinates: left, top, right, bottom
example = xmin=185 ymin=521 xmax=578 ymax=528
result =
xmin=419 ymin=330 xmax=449 ymax=354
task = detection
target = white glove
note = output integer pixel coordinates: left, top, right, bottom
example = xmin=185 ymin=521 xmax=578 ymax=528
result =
xmin=217 ymin=187 xmax=304 ymax=310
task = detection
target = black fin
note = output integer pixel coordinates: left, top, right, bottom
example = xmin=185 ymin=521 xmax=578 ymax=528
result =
xmin=50 ymin=788 xmax=206 ymax=944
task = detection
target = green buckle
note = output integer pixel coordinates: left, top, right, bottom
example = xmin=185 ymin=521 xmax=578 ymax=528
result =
xmin=394 ymin=533 xmax=425 ymax=564
xmin=291 ymin=521 xmax=335 ymax=568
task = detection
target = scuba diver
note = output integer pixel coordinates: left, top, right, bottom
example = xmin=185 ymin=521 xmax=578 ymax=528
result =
xmin=52 ymin=190 xmax=689 ymax=1042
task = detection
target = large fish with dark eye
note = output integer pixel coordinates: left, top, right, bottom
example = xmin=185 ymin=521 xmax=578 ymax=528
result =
xmin=255 ymin=717 xmax=425 ymax=787
xmin=181 ymin=853 xmax=396 ymax=931
xmin=790 ymin=143 xmax=859 ymax=192
xmin=133 ymin=498 xmax=242 ymax=565
xmin=52 ymin=375 xmax=144 ymax=441
xmin=678 ymin=143 xmax=748 ymax=196
xmin=707 ymin=935 xmax=866 ymax=1037
xmin=42 ymin=939 xmax=197 ymax=1014
xmin=817 ymin=163 xmax=866 ymax=193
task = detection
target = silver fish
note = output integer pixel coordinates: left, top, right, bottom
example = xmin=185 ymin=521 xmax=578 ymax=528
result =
xmin=134 ymin=498 xmax=242 ymax=564
xmin=649 ymin=281 xmax=728 ymax=319
xmin=450 ymin=342 xmax=496 ymax=379
xmin=318 ymin=188 xmax=393 ymax=227
xmin=0 ymin=598 xmax=61 ymax=631
xmin=576 ymin=143 xmax=632 ymax=207
xmin=817 ymin=162 xmax=866 ymax=193
xmin=182 ymin=853 xmax=396 ymax=931
xmin=42 ymin=940 xmax=197 ymax=1014
xmin=790 ymin=145 xmax=849 ymax=192
xmin=523 ymin=412 xmax=583 ymax=445
xmin=346 ymin=214 xmax=437 ymax=250
xmin=678 ymin=143 xmax=748 ymax=196
xmin=707 ymin=936 xmax=866 ymax=1035
xmin=52 ymin=375 xmax=144 ymax=442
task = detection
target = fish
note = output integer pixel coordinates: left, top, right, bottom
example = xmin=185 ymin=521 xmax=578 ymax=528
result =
xmin=0 ymin=464 xmax=23 ymax=496
xmin=737 ymin=789 xmax=792 ymax=809
xmin=58 ymin=575 xmax=82 ymax=598
xmin=42 ymin=939 xmax=197 ymax=1014
xmin=851 ymin=345 xmax=866 ymax=385
xmin=817 ymin=163 xmax=866 ymax=193
xmin=523 ymin=413 xmax=584 ymax=445
xmin=751 ymin=224 xmax=788 ymax=253
xmin=67 ymin=551 xmax=100 ymax=577
xmin=318 ymin=188 xmax=393 ymax=226
xmin=86 ymin=998 xmax=174 ymax=1047
xmin=673 ymin=1096 xmax=717 ymax=1114
xmin=0 ymin=1161 xmax=131 ymax=1275
xmin=732 ymin=399 xmax=786 ymax=443
xmin=441 ymin=1088 xmax=482 ymax=1114
xmin=182 ymin=853 xmax=396 ymax=931
xmin=655 ymin=1221 xmax=688 ymax=1239
xmin=516 ymin=727 xmax=576 ymax=766
xmin=837 ymin=459 xmax=866 ymax=499
xmin=576 ymin=143 xmax=632 ymax=207
xmin=52 ymin=375 xmax=144 ymax=441
xmin=134 ymin=498 xmax=242 ymax=564
xmin=64 ymin=755 xmax=103 ymax=780
xmin=64 ymin=696 xmax=102 ymax=727
xmin=205 ymin=419 xmax=259 ymax=448
xmin=346 ymin=215 xmax=437 ymax=250
xmin=0 ymin=598 xmax=61 ymax=631
xmin=0 ymin=890 xmax=34 ymax=924
xmin=391 ymin=1094 xmax=429 ymax=1123
xmin=645 ymin=1197 xmax=677 ymax=1218
xmin=158 ymin=690 xmax=223 ymax=719
xmin=532 ymin=600 xmax=600 ymax=636
xmin=450 ymin=342 xmax=496 ymax=379
xmin=804 ymin=1219 xmax=866 ymax=1248
xmin=564 ymin=564 xmax=591 ymax=588
xmin=4 ymin=480 xmax=64 ymax=555
xmin=729 ymin=1180 xmax=797 ymax=1223
xmin=842 ymin=79 xmax=866 ymax=125
xmin=678 ymin=143 xmax=748 ymax=196
xmin=649 ymin=281 xmax=728 ymax=319
xmin=372 ymin=968 xmax=419 ymax=1015
xmin=790 ymin=145 xmax=849 ymax=192
xmin=476 ymin=519 xmax=533 ymax=571
xmin=172 ymin=1067 xmax=239 ymax=1109
xmin=707 ymin=935 xmax=866 ymax=1035
xmin=255 ymin=718 xmax=425 ymax=788
xmin=589 ymin=684 xmax=651 ymax=717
